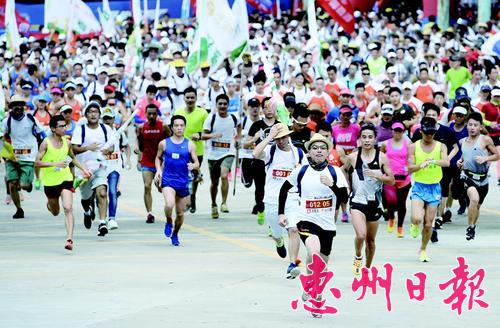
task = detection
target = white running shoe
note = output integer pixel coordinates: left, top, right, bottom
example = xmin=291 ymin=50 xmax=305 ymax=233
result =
xmin=108 ymin=219 xmax=119 ymax=230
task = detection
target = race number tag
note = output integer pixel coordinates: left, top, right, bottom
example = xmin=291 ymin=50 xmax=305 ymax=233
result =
xmin=172 ymin=153 xmax=180 ymax=159
xmin=105 ymin=153 xmax=119 ymax=160
xmin=272 ymin=169 xmax=291 ymax=179
xmin=14 ymin=149 xmax=31 ymax=155
xmin=212 ymin=141 xmax=230 ymax=148
xmin=305 ymin=197 xmax=333 ymax=214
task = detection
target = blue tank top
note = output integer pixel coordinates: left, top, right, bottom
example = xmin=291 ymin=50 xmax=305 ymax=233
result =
xmin=162 ymin=137 xmax=190 ymax=189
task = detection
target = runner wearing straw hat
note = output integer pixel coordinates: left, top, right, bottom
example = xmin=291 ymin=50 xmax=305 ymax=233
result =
xmin=253 ymin=123 xmax=307 ymax=278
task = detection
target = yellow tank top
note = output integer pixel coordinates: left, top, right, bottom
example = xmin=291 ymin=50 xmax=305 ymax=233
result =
xmin=414 ymin=140 xmax=442 ymax=184
xmin=41 ymin=137 xmax=74 ymax=186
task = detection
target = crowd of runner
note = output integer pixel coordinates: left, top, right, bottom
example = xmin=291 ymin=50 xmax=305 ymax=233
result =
xmin=1 ymin=6 xmax=499 ymax=297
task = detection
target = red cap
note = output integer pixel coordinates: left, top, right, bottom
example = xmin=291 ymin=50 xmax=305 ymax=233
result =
xmin=104 ymin=85 xmax=116 ymax=93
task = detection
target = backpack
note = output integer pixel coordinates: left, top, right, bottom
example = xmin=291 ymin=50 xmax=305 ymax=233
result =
xmin=6 ymin=113 xmax=45 ymax=145
xmin=208 ymin=113 xmax=238 ymax=133
xmin=81 ymin=123 xmax=108 ymax=145
xmin=297 ymin=165 xmax=337 ymax=197
xmin=265 ymin=144 xmax=304 ymax=168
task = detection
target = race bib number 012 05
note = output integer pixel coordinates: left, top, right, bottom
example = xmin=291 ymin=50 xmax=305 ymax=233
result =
xmin=305 ymin=198 xmax=333 ymax=213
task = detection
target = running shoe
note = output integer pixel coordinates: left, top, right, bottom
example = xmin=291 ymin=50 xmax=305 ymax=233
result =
xmin=35 ymin=179 xmax=41 ymax=190
xmin=466 ymin=226 xmax=476 ymax=241
xmin=189 ymin=198 xmax=196 ymax=213
xmin=434 ymin=217 xmax=443 ymax=229
xmin=409 ymin=224 xmax=420 ymax=238
xmin=457 ymin=204 xmax=466 ymax=215
xmin=65 ymin=239 xmax=73 ymax=251
xmin=211 ymin=206 xmax=219 ymax=219
xmin=396 ymin=227 xmax=404 ymax=238
xmin=431 ymin=228 xmax=439 ymax=243
xmin=311 ymin=295 xmax=323 ymax=318
xmin=442 ymin=209 xmax=452 ymax=223
xmin=286 ymin=262 xmax=301 ymax=279
xmin=276 ymin=238 xmax=287 ymax=258
xmin=108 ymin=219 xmax=119 ymax=230
xmin=352 ymin=256 xmax=363 ymax=276
xmin=387 ymin=219 xmax=395 ymax=233
xmin=220 ymin=203 xmax=229 ymax=213
xmin=146 ymin=213 xmax=155 ymax=224
xmin=251 ymin=204 xmax=258 ymax=215
xmin=97 ymin=223 xmax=108 ymax=237
xmin=341 ymin=211 xmax=349 ymax=223
xmin=171 ymin=234 xmax=180 ymax=246
xmin=164 ymin=222 xmax=173 ymax=238
xmin=83 ymin=207 xmax=94 ymax=229
xmin=12 ymin=208 xmax=24 ymax=219
xmin=419 ymin=250 xmax=429 ymax=262
xmin=256 ymin=211 xmax=265 ymax=225
xmin=5 ymin=195 xmax=11 ymax=205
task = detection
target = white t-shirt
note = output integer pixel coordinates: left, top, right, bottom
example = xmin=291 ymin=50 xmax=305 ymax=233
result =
xmin=105 ymin=128 xmax=129 ymax=174
xmin=240 ymin=115 xmax=260 ymax=159
xmin=71 ymin=123 xmax=113 ymax=172
xmin=2 ymin=115 xmax=42 ymax=162
xmin=287 ymin=165 xmax=348 ymax=231
xmin=263 ymin=145 xmax=307 ymax=204
xmin=203 ymin=112 xmax=239 ymax=161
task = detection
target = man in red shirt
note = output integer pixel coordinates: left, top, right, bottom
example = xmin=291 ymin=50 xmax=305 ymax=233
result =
xmin=481 ymin=88 xmax=500 ymax=185
xmin=137 ymin=104 xmax=171 ymax=223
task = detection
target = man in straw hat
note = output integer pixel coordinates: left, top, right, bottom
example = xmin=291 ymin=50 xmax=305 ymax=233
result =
xmin=278 ymin=134 xmax=349 ymax=292
xmin=253 ymin=123 xmax=307 ymax=279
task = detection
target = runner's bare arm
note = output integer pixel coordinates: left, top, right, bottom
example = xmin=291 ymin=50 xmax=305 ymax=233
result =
xmin=188 ymin=141 xmax=199 ymax=171
xmin=154 ymin=140 xmax=165 ymax=173
xmin=407 ymin=143 xmax=423 ymax=173
xmin=435 ymin=143 xmax=450 ymax=168
xmin=34 ymin=141 xmax=53 ymax=168
xmin=477 ymin=136 xmax=499 ymax=164
xmin=377 ymin=153 xmax=395 ymax=185
xmin=201 ymin=129 xmax=222 ymax=140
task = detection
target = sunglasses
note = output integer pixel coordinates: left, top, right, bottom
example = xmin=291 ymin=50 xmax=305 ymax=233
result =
xmin=292 ymin=118 xmax=307 ymax=127
xmin=422 ymin=130 xmax=436 ymax=135
xmin=393 ymin=128 xmax=404 ymax=132
xmin=454 ymin=113 xmax=464 ymax=118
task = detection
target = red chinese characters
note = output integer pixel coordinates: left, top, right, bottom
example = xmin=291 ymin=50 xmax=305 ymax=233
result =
xmin=352 ymin=263 xmax=393 ymax=311
xmin=291 ymin=254 xmax=341 ymax=316
xmin=406 ymin=272 xmax=427 ymax=301
xmin=439 ymin=257 xmax=489 ymax=315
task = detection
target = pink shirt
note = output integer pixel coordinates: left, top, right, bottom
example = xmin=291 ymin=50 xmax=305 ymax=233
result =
xmin=332 ymin=123 xmax=360 ymax=154
xmin=135 ymin=97 xmax=161 ymax=124
xmin=386 ymin=138 xmax=411 ymax=185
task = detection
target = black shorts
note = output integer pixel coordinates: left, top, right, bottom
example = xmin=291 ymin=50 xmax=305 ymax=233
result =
xmin=439 ymin=167 xmax=452 ymax=198
xmin=44 ymin=181 xmax=74 ymax=199
xmin=240 ymin=158 xmax=254 ymax=188
xmin=450 ymin=166 xmax=464 ymax=200
xmin=463 ymin=177 xmax=489 ymax=205
xmin=296 ymin=221 xmax=336 ymax=256
xmin=350 ymin=201 xmax=383 ymax=221
xmin=492 ymin=135 xmax=499 ymax=146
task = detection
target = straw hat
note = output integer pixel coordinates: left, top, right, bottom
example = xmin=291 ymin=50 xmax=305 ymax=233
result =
xmin=273 ymin=123 xmax=293 ymax=139
xmin=305 ymin=133 xmax=333 ymax=152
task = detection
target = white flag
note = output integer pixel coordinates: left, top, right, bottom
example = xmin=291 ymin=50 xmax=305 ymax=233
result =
xmin=229 ymin=0 xmax=249 ymax=60
xmin=98 ymin=0 xmax=116 ymax=38
xmin=45 ymin=0 xmax=101 ymax=34
xmin=5 ymin=0 xmax=20 ymax=54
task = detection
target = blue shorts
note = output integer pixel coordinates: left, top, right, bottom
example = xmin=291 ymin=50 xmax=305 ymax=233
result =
xmin=411 ymin=182 xmax=441 ymax=206
xmin=141 ymin=166 xmax=156 ymax=173
xmin=161 ymin=183 xmax=190 ymax=198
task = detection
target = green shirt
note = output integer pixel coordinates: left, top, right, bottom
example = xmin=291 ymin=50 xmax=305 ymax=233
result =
xmin=174 ymin=106 xmax=209 ymax=156
xmin=366 ymin=56 xmax=387 ymax=77
xmin=445 ymin=67 xmax=471 ymax=99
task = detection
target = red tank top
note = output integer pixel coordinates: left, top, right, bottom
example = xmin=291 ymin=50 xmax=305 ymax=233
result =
xmin=140 ymin=120 xmax=167 ymax=168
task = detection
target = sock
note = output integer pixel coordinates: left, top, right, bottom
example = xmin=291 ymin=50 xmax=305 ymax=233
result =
xmin=99 ymin=219 xmax=106 ymax=224
xmin=355 ymin=255 xmax=362 ymax=260
xmin=276 ymin=238 xmax=284 ymax=247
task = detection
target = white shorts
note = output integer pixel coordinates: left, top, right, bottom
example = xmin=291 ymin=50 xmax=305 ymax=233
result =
xmin=265 ymin=194 xmax=300 ymax=239
xmin=80 ymin=167 xmax=108 ymax=200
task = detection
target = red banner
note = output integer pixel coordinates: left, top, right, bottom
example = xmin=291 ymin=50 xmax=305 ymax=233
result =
xmin=317 ymin=0 xmax=355 ymax=34
xmin=0 ymin=0 xmax=31 ymax=34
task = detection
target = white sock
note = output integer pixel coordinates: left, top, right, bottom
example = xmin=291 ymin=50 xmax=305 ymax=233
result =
xmin=99 ymin=219 xmax=106 ymax=224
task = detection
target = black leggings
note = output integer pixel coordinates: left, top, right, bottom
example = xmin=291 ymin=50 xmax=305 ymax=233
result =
xmin=241 ymin=158 xmax=266 ymax=212
xmin=384 ymin=183 xmax=411 ymax=228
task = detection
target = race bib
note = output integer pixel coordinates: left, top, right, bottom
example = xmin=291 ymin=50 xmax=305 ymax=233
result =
xmin=305 ymin=197 xmax=333 ymax=214
xmin=212 ymin=141 xmax=230 ymax=148
xmin=272 ymin=169 xmax=291 ymax=179
xmin=105 ymin=153 xmax=119 ymax=160
xmin=172 ymin=153 xmax=180 ymax=159
xmin=14 ymin=149 xmax=31 ymax=155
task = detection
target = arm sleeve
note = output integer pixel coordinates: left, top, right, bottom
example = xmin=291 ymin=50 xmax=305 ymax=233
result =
xmin=278 ymin=181 xmax=293 ymax=215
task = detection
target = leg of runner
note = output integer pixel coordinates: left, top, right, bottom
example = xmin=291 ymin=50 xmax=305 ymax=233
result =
xmin=61 ymin=189 xmax=74 ymax=250
xmin=107 ymin=171 xmax=120 ymax=230
xmin=47 ymin=196 xmax=60 ymax=216
xmin=189 ymin=155 xmax=203 ymax=214
xmin=396 ymin=184 xmax=411 ymax=237
xmin=142 ymin=170 xmax=155 ymax=223
xmin=162 ymin=187 xmax=175 ymax=238
xmin=219 ymin=158 xmax=232 ymax=212
xmin=351 ymin=209 xmax=366 ymax=276
xmin=384 ymin=184 xmax=397 ymax=233
xmin=34 ymin=167 xmax=41 ymax=190
xmin=9 ymin=180 xmax=24 ymax=218
xmin=95 ymin=185 xmax=109 ymax=236
xmin=420 ymin=205 xmax=437 ymax=262
xmin=410 ymin=199 xmax=424 ymax=238
xmin=171 ymin=195 xmax=189 ymax=246
xmin=209 ymin=162 xmax=220 ymax=219
xmin=466 ymin=186 xmax=481 ymax=240
xmin=253 ymin=160 xmax=266 ymax=216
xmin=365 ymin=220 xmax=379 ymax=268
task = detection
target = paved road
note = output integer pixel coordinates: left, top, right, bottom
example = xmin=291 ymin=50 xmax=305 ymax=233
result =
xmin=1 ymin=156 xmax=500 ymax=327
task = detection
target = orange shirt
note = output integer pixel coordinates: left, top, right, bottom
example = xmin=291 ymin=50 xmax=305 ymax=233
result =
xmin=414 ymin=84 xmax=435 ymax=104
xmin=325 ymin=82 xmax=343 ymax=105
xmin=327 ymin=147 xmax=342 ymax=167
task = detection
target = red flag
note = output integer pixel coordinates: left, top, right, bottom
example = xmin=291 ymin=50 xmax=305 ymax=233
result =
xmin=0 ymin=0 xmax=30 ymax=34
xmin=190 ymin=0 xmax=196 ymax=15
xmin=292 ymin=0 xmax=302 ymax=16
xmin=317 ymin=0 xmax=355 ymax=34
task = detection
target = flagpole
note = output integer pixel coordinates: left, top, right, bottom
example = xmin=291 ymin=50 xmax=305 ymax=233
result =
xmin=233 ymin=68 xmax=245 ymax=196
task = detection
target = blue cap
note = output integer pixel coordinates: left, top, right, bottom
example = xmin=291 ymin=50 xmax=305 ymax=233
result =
xmin=455 ymin=87 xmax=470 ymax=100
xmin=36 ymin=93 xmax=50 ymax=103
